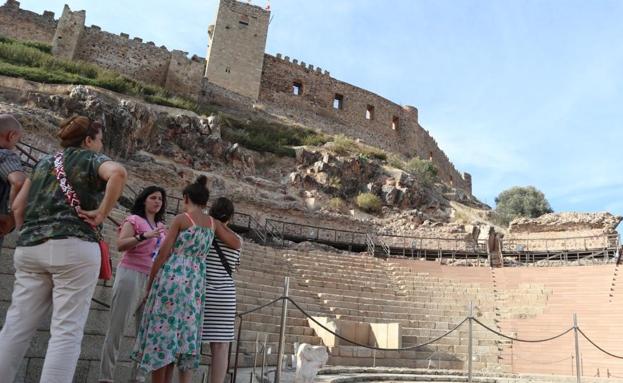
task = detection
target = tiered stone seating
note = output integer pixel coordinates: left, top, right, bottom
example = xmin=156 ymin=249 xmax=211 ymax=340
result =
xmin=495 ymin=265 xmax=623 ymax=377
xmin=279 ymin=249 xmax=504 ymax=371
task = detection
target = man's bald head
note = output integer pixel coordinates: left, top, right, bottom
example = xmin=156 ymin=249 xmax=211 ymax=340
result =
xmin=0 ymin=114 xmax=22 ymax=134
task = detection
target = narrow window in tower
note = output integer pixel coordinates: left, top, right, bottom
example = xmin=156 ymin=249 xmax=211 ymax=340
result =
xmin=225 ymin=66 xmax=231 ymax=73
xmin=366 ymin=105 xmax=375 ymax=120
xmin=392 ymin=116 xmax=400 ymax=130
xmin=239 ymin=15 xmax=249 ymax=26
xmin=429 ymin=151 xmax=433 ymax=161
xmin=292 ymin=81 xmax=303 ymax=96
xmin=333 ymin=94 xmax=344 ymax=110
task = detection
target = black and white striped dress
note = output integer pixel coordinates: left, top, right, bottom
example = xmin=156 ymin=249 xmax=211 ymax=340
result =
xmin=202 ymin=237 xmax=241 ymax=342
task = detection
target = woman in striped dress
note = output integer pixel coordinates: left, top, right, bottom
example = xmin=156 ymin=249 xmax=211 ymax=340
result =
xmin=203 ymin=197 xmax=241 ymax=383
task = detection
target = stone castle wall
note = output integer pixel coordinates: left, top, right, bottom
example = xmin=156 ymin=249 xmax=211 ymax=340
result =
xmin=0 ymin=1 xmax=205 ymax=96
xmin=0 ymin=0 xmax=57 ymax=44
xmin=0 ymin=0 xmax=472 ymax=193
xmin=205 ymin=0 xmax=270 ymax=100
xmin=259 ymin=53 xmax=471 ymax=190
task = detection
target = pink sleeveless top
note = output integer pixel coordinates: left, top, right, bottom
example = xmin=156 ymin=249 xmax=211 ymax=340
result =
xmin=118 ymin=214 xmax=166 ymax=274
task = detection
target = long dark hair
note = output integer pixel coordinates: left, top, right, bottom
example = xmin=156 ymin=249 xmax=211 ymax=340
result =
xmin=131 ymin=186 xmax=167 ymax=223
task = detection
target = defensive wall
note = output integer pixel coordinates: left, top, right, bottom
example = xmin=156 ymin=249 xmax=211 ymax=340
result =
xmin=0 ymin=0 xmax=472 ymax=193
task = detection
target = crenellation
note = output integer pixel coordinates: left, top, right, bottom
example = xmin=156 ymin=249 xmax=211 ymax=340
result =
xmin=4 ymin=0 xmax=19 ymax=9
xmin=1 ymin=0 xmax=473 ymax=193
xmin=0 ymin=0 xmax=58 ymax=43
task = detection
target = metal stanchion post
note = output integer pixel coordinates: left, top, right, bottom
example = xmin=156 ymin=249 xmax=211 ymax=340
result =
xmin=275 ymin=277 xmax=290 ymax=383
xmin=574 ymin=313 xmax=581 ymax=383
xmin=468 ymin=302 xmax=473 ymax=383
xmin=261 ymin=334 xmax=268 ymax=382
xmin=232 ymin=316 xmax=244 ymax=383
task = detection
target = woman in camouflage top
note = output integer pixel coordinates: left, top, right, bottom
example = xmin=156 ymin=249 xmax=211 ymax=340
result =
xmin=0 ymin=115 xmax=127 ymax=383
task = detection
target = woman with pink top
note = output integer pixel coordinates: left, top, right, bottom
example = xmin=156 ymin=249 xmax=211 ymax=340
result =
xmin=99 ymin=186 xmax=167 ymax=383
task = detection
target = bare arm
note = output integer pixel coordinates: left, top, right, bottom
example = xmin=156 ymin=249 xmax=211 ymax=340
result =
xmin=146 ymin=215 xmax=181 ymax=293
xmin=117 ymin=221 xmax=138 ymax=252
xmin=11 ymin=178 xmax=30 ymax=229
xmin=214 ymin=220 xmax=242 ymax=250
xmin=7 ymin=171 xmax=26 ymax=210
xmin=78 ymin=161 xmax=127 ymax=226
xmin=117 ymin=220 xmax=165 ymax=252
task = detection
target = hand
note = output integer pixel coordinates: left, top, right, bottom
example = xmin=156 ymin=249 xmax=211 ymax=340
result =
xmin=144 ymin=226 xmax=165 ymax=239
xmin=76 ymin=207 xmax=106 ymax=226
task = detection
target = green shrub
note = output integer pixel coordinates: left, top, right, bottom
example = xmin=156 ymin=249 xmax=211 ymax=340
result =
xmin=355 ymin=192 xmax=382 ymax=213
xmin=495 ymin=186 xmax=553 ymax=226
xmin=328 ymin=197 xmax=346 ymax=212
xmin=220 ymin=115 xmax=326 ymax=157
xmin=330 ymin=134 xmax=386 ymax=160
xmin=405 ymin=157 xmax=439 ymax=185
xmin=387 ymin=154 xmax=406 ymax=170
xmin=0 ymin=36 xmax=206 ymax=115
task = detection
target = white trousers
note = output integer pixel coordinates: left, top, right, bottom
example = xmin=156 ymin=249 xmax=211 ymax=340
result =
xmin=0 ymin=238 xmax=100 ymax=383
xmin=99 ymin=266 xmax=148 ymax=382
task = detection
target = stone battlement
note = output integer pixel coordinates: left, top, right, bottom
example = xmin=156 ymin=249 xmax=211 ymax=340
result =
xmin=0 ymin=0 xmax=473 ymax=194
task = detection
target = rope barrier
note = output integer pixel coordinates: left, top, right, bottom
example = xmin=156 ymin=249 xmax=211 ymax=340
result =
xmin=577 ymin=328 xmax=623 ymax=359
xmin=511 ymin=353 xmax=572 ymax=365
xmin=285 ymin=296 xmax=467 ymax=351
xmin=473 ymin=318 xmax=574 ymax=343
xmin=237 ymin=297 xmax=285 ymax=318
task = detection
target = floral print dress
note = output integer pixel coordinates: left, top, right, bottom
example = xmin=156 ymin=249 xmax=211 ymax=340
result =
xmin=132 ymin=214 xmax=215 ymax=372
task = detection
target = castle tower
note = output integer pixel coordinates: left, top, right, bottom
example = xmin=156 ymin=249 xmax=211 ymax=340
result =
xmin=205 ymin=0 xmax=270 ymax=100
xmin=51 ymin=5 xmax=85 ymax=60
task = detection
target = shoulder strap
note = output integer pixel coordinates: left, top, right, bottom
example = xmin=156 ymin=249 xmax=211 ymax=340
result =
xmin=184 ymin=212 xmax=196 ymax=226
xmin=212 ymin=240 xmax=233 ymax=278
xmin=54 ymin=151 xmax=82 ymax=211
xmin=53 ymin=151 xmax=101 ymax=238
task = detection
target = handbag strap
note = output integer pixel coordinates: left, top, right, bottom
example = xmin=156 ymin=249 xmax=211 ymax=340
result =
xmin=212 ymin=239 xmax=234 ymax=278
xmin=53 ymin=151 xmax=100 ymax=237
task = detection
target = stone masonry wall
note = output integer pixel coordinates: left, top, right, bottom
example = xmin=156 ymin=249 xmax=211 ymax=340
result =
xmin=165 ymin=51 xmax=206 ymax=96
xmin=51 ymin=5 xmax=85 ymax=60
xmin=1 ymin=0 xmax=473 ymax=193
xmin=204 ymin=0 xmax=270 ymax=100
xmin=74 ymin=26 xmax=172 ymax=87
xmin=260 ymin=54 xmax=471 ymax=192
xmin=0 ymin=0 xmax=57 ymax=44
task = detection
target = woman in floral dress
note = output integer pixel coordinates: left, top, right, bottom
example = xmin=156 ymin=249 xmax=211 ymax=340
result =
xmin=132 ymin=176 xmax=241 ymax=383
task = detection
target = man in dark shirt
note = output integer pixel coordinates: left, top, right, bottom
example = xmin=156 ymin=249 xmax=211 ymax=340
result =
xmin=0 ymin=114 xmax=26 ymax=248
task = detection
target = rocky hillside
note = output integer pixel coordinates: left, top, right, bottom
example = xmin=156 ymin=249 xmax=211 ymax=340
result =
xmin=0 ymin=75 xmax=493 ymax=239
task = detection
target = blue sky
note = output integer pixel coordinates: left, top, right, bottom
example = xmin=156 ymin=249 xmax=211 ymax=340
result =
xmin=21 ymin=0 xmax=623 ymax=216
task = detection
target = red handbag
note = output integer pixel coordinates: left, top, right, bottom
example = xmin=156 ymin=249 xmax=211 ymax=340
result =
xmin=53 ymin=151 xmax=113 ymax=280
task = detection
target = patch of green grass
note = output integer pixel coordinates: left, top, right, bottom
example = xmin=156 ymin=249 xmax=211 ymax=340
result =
xmin=405 ymin=157 xmax=439 ymax=186
xmin=355 ymin=192 xmax=382 ymax=213
xmin=0 ymin=35 xmax=207 ymax=114
xmin=220 ymin=114 xmax=328 ymax=157
xmin=328 ymin=197 xmax=346 ymax=212
xmin=330 ymin=134 xmax=387 ymax=160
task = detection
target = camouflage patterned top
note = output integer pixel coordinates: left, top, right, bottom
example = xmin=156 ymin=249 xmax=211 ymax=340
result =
xmin=17 ymin=147 xmax=111 ymax=247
